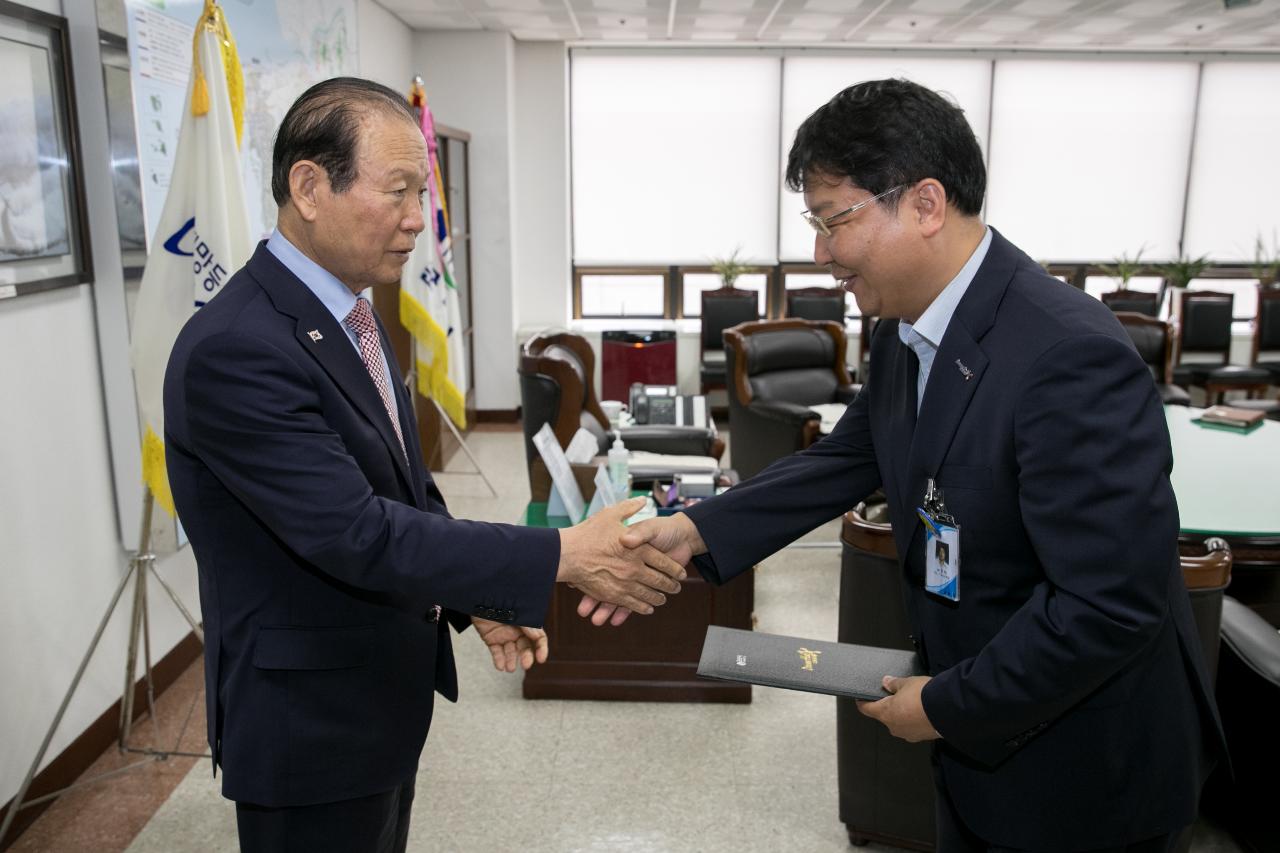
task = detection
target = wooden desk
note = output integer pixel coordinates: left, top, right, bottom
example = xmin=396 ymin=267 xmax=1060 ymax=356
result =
xmin=520 ymin=503 xmax=754 ymax=703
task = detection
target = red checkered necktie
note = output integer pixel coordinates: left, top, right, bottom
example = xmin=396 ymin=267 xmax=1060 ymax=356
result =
xmin=343 ymin=298 xmax=407 ymax=461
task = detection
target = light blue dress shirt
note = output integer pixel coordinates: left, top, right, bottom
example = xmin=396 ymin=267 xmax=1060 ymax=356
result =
xmin=265 ymin=229 xmax=399 ymax=424
xmin=897 ymin=227 xmax=993 ymax=414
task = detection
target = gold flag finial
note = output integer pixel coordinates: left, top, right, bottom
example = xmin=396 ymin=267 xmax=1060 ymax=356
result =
xmin=189 ymin=0 xmax=245 ymax=146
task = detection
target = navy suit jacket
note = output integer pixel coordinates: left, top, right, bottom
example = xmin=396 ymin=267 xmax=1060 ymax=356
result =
xmin=685 ymin=229 xmax=1225 ymax=850
xmin=164 ymin=243 xmax=560 ymax=807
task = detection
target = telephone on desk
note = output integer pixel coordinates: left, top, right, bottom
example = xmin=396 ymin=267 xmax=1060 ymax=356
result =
xmin=629 ymin=383 xmax=679 ymax=424
xmin=628 ymin=383 xmax=710 ymax=428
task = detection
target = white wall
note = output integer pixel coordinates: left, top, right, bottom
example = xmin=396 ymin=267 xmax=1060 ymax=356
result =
xmin=414 ymin=31 xmax=521 ymax=410
xmin=512 ymin=41 xmax=572 ymax=333
xmin=357 ymin=0 xmax=414 ymax=93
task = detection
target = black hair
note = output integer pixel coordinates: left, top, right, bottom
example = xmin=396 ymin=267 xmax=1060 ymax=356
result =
xmin=785 ymin=78 xmax=986 ymax=216
xmin=271 ymin=77 xmax=417 ymax=205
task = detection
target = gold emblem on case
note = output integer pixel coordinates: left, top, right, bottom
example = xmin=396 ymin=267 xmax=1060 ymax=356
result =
xmin=797 ymin=648 xmax=821 ymax=671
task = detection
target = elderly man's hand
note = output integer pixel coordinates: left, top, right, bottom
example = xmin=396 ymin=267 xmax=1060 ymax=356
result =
xmin=575 ymin=514 xmax=705 ymax=626
xmin=472 ymin=617 xmax=548 ymax=672
xmin=556 ymin=499 xmax=685 ymax=616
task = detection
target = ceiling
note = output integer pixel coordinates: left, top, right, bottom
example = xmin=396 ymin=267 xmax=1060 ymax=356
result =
xmin=378 ymin=0 xmax=1280 ymax=51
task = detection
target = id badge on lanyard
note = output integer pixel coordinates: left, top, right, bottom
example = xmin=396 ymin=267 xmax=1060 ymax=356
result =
xmin=917 ymin=478 xmax=960 ymax=602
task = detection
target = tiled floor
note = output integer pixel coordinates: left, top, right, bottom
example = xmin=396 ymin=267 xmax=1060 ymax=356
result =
xmin=10 ymin=426 xmax=1247 ymax=853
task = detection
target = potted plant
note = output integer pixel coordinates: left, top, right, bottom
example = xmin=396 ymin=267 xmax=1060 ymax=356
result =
xmin=1251 ymin=231 xmax=1280 ymax=288
xmin=1100 ymin=248 xmax=1146 ymax=290
xmin=709 ymin=247 xmax=756 ymax=289
xmin=1158 ymin=253 xmax=1210 ymax=319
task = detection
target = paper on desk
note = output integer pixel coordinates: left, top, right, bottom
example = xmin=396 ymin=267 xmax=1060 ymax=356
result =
xmin=627 ymin=452 xmax=719 ymax=474
xmin=809 ymin=403 xmax=848 ymax=435
xmin=533 ymin=423 xmax=585 ymax=521
xmin=565 ymin=428 xmax=600 ymax=464
xmin=585 ymin=463 xmax=620 ymax=517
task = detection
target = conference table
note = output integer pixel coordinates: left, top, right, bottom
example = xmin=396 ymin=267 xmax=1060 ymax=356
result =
xmin=1166 ymin=406 xmax=1280 ymax=623
xmin=1167 ymin=406 xmax=1280 ymax=540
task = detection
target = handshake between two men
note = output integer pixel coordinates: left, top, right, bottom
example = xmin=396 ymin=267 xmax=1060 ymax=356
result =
xmin=475 ymin=498 xmax=703 ymax=675
xmin=557 ymin=497 xmax=705 ymax=627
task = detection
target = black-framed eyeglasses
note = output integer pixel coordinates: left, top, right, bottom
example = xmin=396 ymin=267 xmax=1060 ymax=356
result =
xmin=800 ymin=184 xmax=907 ymax=237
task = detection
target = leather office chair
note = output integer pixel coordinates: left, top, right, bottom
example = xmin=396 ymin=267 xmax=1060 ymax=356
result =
xmin=838 ymin=501 xmax=934 ymax=851
xmin=1113 ymin=311 xmax=1191 ymax=406
xmin=1201 ymin=596 xmax=1280 ymax=853
xmin=723 ymin=319 xmax=859 ymax=481
xmin=785 ymin=286 xmax=845 ymax=323
xmin=854 ymin=315 xmax=878 ymax=383
xmin=837 ymin=511 xmax=1234 ymax=852
xmin=1251 ymin=284 xmax=1280 ymax=387
xmin=518 ymin=331 xmax=723 ymax=476
xmin=699 ymin=287 xmax=758 ymax=397
xmin=1101 ymin=289 xmax=1160 ymax=317
xmin=1172 ymin=290 xmax=1271 ymax=404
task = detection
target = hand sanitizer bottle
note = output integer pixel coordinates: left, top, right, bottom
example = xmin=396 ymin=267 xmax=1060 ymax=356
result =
xmin=608 ymin=435 xmax=629 ymax=495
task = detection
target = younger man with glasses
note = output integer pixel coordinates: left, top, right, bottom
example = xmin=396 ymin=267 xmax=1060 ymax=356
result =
xmin=596 ymin=78 xmax=1225 ymax=852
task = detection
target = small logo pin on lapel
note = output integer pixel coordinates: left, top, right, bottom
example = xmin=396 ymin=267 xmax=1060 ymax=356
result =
xmin=307 ymin=330 xmax=323 ymax=342
xmin=736 ymin=655 xmax=747 ymax=667
xmin=955 ymin=359 xmax=973 ymax=381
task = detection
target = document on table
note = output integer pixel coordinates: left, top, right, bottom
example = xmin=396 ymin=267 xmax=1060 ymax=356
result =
xmin=533 ymin=423 xmax=585 ymax=521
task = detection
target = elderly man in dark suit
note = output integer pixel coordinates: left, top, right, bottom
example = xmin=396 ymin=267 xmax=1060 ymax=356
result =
xmin=590 ymin=79 xmax=1226 ymax=852
xmin=164 ymin=77 xmax=684 ymax=853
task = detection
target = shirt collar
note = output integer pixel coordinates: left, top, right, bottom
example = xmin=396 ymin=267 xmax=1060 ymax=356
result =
xmin=265 ymin=228 xmax=363 ymax=327
xmin=898 ymin=226 xmax=992 ymax=353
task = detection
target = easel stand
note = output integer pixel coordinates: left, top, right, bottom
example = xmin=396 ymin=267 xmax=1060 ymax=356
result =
xmin=409 ymin=364 xmax=496 ymax=498
xmin=0 ymin=491 xmax=208 ymax=848
xmin=430 ymin=397 xmax=498 ymax=497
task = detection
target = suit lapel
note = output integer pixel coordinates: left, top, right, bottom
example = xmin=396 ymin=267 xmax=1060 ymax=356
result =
xmin=247 ymin=244 xmax=417 ymax=497
xmin=381 ymin=320 xmax=431 ymax=508
xmin=904 ymin=327 xmax=989 ymax=509
xmin=887 ymin=340 xmax=921 ymax=561
xmin=896 ymin=228 xmax=1019 ymax=554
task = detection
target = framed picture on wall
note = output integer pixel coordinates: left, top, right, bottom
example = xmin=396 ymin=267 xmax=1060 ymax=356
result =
xmin=0 ymin=1 xmax=92 ymax=299
xmin=100 ymin=31 xmax=146 ymax=278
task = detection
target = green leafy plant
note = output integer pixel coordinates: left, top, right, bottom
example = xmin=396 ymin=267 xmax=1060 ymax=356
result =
xmin=1159 ymin=254 xmax=1211 ymax=290
xmin=709 ymin=247 xmax=756 ymax=288
xmin=1251 ymin=231 xmax=1280 ymax=285
xmin=1099 ymin=247 xmax=1147 ymax=288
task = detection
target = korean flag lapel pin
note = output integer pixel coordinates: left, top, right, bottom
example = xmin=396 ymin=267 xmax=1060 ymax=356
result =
xmin=307 ymin=329 xmax=323 ymax=342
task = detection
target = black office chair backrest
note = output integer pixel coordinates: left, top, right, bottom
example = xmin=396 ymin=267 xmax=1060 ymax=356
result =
xmin=741 ymin=326 xmax=841 ymax=407
xmin=519 ymin=332 xmax=609 ymax=465
xmin=1258 ymin=286 xmax=1280 ymax=351
xmin=786 ymin=287 xmax=845 ymax=323
xmin=1101 ymin=290 xmax=1160 ymax=317
xmin=1114 ymin=312 xmax=1170 ymax=380
xmin=701 ymin=288 xmax=758 ymax=351
xmin=1179 ymin=291 xmax=1234 ymax=353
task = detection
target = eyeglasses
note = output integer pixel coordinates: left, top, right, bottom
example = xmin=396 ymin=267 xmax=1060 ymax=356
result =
xmin=800 ymin=184 xmax=907 ymax=237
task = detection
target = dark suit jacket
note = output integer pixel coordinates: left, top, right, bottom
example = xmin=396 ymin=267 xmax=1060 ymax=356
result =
xmin=685 ymin=229 xmax=1225 ymax=850
xmin=164 ymin=243 xmax=560 ymax=807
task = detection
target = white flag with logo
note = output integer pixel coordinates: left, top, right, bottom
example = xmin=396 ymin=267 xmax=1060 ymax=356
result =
xmin=129 ymin=0 xmax=251 ymax=515
xmin=400 ymin=81 xmax=467 ymax=429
